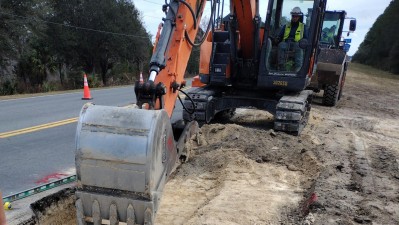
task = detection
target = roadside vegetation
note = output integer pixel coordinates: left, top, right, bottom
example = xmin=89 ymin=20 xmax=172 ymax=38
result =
xmin=349 ymin=63 xmax=399 ymax=81
xmin=1 ymin=0 xmax=397 ymax=97
xmin=352 ymin=0 xmax=399 ymax=74
xmin=0 ymin=0 xmax=152 ymax=95
xmin=0 ymin=0 xmax=200 ymax=96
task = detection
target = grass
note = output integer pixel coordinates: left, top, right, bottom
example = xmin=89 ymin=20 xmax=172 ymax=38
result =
xmin=349 ymin=63 xmax=399 ymax=80
xmin=346 ymin=63 xmax=399 ymax=91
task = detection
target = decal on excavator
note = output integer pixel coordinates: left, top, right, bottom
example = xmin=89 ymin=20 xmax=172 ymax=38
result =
xmin=273 ymin=80 xmax=288 ymax=86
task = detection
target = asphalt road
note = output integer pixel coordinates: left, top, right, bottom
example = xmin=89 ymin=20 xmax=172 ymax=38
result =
xmin=0 ymin=84 xmax=189 ymax=196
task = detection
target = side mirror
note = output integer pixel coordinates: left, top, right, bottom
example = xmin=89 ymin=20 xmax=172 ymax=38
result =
xmin=349 ymin=19 xmax=356 ymax=32
xmin=299 ymin=38 xmax=309 ymax=49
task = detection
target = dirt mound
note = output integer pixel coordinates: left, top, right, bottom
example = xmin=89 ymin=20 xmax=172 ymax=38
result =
xmin=155 ymin=113 xmax=323 ymax=225
xmin=29 ymin=188 xmax=76 ymax=225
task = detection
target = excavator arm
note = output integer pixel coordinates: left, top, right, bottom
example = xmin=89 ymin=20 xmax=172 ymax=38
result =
xmin=135 ymin=0 xmax=206 ymax=115
xmin=74 ymin=1 xmax=208 ymax=224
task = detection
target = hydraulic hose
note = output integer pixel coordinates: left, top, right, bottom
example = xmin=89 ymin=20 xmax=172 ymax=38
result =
xmin=185 ymin=0 xmax=217 ymax=47
xmin=178 ymin=89 xmax=195 ymax=114
xmin=179 ymin=0 xmax=197 ymax=29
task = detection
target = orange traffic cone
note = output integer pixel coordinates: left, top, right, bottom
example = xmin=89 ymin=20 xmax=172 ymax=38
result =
xmin=82 ymin=74 xmax=93 ymax=100
xmin=139 ymin=72 xmax=144 ymax=83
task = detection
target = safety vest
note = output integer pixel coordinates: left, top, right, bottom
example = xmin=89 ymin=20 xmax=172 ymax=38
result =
xmin=283 ymin=22 xmax=304 ymax=42
xmin=321 ymin=31 xmax=334 ymax=42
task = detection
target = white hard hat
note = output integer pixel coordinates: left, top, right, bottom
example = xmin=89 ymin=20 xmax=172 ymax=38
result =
xmin=291 ymin=7 xmax=303 ymax=16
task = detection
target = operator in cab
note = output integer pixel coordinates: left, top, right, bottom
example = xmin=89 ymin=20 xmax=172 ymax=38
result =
xmin=321 ymin=25 xmax=336 ymax=45
xmin=276 ymin=7 xmax=307 ymax=72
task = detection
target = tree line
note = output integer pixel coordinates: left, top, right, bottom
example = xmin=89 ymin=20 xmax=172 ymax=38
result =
xmin=0 ymin=0 xmax=154 ymax=95
xmin=352 ymin=0 xmax=399 ymax=74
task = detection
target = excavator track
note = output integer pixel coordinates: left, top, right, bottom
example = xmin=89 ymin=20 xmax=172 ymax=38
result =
xmin=182 ymin=87 xmax=218 ymax=125
xmin=182 ymin=87 xmax=273 ymax=125
xmin=183 ymin=87 xmax=312 ymax=135
xmin=274 ymin=90 xmax=313 ymax=135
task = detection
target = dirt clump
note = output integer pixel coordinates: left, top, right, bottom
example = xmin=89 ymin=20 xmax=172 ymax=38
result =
xmin=29 ymin=188 xmax=76 ymax=225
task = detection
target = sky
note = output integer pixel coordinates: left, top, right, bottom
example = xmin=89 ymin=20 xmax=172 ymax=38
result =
xmin=134 ymin=0 xmax=393 ymax=56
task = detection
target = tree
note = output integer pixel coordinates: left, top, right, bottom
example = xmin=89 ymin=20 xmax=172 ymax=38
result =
xmin=0 ymin=0 xmax=56 ymax=92
xmin=47 ymin=0 xmax=152 ymax=85
xmin=353 ymin=0 xmax=399 ymax=74
xmin=0 ymin=0 xmax=49 ymax=64
xmin=389 ymin=40 xmax=399 ymax=74
xmin=1 ymin=0 xmax=153 ymax=95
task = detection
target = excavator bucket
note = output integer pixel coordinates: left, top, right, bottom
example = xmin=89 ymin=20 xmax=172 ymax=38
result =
xmin=75 ymin=103 xmax=179 ymax=225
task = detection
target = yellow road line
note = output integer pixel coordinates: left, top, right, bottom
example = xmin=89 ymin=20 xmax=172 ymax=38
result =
xmin=0 ymin=117 xmax=78 ymax=138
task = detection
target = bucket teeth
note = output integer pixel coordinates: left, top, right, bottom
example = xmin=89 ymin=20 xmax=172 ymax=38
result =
xmin=127 ymin=204 xmax=136 ymax=225
xmin=92 ymin=200 xmax=101 ymax=225
xmin=109 ymin=204 xmax=119 ymax=225
xmin=75 ymin=199 xmax=87 ymax=225
xmin=144 ymin=208 xmax=153 ymax=225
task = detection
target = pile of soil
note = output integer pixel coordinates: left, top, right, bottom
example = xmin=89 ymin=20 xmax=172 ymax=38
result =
xmin=29 ymin=188 xmax=76 ymax=225
xmin=156 ymin=110 xmax=324 ymax=224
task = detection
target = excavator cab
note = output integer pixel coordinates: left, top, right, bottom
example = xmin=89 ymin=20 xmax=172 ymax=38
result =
xmin=266 ymin=1 xmax=311 ymax=73
xmin=197 ymin=0 xmax=326 ymax=91
xmin=319 ymin=11 xmax=347 ymax=48
xmin=258 ymin=0 xmax=326 ymax=91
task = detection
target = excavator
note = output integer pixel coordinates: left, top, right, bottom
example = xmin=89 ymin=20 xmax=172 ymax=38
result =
xmin=308 ymin=10 xmax=356 ymax=106
xmin=74 ymin=0 xmax=327 ymax=224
